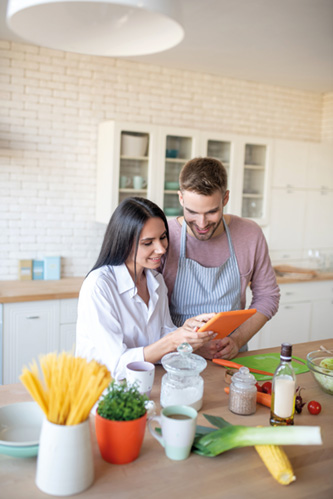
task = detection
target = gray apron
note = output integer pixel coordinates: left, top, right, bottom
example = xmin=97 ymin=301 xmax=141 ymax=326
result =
xmin=170 ymin=218 xmax=247 ymax=352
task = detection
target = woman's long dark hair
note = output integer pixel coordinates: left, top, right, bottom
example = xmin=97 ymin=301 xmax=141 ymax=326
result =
xmin=89 ymin=197 xmax=169 ymax=277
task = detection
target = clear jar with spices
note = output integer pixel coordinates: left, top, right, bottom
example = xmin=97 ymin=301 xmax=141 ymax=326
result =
xmin=229 ymin=366 xmax=257 ymax=415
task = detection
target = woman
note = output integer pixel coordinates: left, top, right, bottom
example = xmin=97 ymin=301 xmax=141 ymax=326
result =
xmin=76 ymin=197 xmax=215 ymax=379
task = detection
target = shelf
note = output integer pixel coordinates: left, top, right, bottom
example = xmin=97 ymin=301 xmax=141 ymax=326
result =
xmin=119 ymin=188 xmax=147 ymax=193
xmin=165 ymin=158 xmax=188 ymax=163
xmin=244 ymin=164 xmax=265 ymax=170
xmin=164 ymin=190 xmax=179 ymax=194
xmin=242 ymin=193 xmax=263 ymax=198
xmin=120 ymin=155 xmax=149 ymax=161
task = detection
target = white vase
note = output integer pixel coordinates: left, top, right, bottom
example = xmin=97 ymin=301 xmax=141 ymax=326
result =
xmin=36 ymin=418 xmax=94 ymax=496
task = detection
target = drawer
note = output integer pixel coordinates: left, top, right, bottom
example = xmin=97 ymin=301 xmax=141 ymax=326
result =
xmin=279 ymin=281 xmax=333 ymax=304
xmin=60 ymin=299 xmax=78 ymax=324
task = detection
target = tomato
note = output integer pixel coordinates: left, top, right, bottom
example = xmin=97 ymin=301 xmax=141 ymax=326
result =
xmin=307 ymin=400 xmax=321 ymax=415
xmin=261 ymin=381 xmax=272 ymax=394
xmin=255 ymin=382 xmax=263 ymax=392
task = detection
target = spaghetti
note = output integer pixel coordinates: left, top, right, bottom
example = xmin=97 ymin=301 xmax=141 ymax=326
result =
xmin=20 ymin=352 xmax=112 ymax=425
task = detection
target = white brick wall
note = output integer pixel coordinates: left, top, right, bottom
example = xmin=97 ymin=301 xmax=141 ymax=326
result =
xmin=0 ymin=40 xmax=332 ymax=280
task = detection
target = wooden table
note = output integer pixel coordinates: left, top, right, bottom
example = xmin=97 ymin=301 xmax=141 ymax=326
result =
xmin=1 ymin=339 xmax=332 ymax=498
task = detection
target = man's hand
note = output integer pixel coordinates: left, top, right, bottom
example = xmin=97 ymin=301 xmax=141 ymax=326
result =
xmin=196 ymin=336 xmax=240 ymax=360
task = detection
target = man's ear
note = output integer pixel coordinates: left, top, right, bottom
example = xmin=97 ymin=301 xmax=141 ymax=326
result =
xmin=223 ymin=190 xmax=230 ymax=207
xmin=178 ymin=190 xmax=184 ymax=207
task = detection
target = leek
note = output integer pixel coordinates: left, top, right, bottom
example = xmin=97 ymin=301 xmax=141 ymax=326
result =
xmin=193 ymin=415 xmax=322 ymax=457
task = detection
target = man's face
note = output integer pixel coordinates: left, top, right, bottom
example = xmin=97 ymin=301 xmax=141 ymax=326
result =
xmin=179 ymin=189 xmax=229 ymax=241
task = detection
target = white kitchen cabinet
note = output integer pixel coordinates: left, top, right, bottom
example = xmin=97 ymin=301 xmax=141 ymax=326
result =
xmin=96 ymin=121 xmax=158 ymax=224
xmin=303 ymin=190 xmax=333 ymax=249
xmin=3 ymin=300 xmax=59 ymax=384
xmin=273 ymin=140 xmax=333 ymax=191
xmin=307 ymin=142 xmax=333 ymax=190
xmin=269 ymin=188 xmax=307 ymax=251
xmin=159 ymin=126 xmax=201 ymax=216
xmin=96 ymin=121 xmax=273 ymax=225
xmin=249 ymin=281 xmax=333 ymax=351
xmin=200 ymin=132 xmax=241 ymax=215
xmin=260 ymin=302 xmax=312 ymax=349
xmin=238 ymin=139 xmax=272 ymax=226
xmin=273 ymin=139 xmax=309 ymax=189
xmin=59 ymin=298 xmax=78 ymax=353
xmin=309 ymin=281 xmax=333 ymax=341
xmin=59 ymin=324 xmax=77 ymax=353
xmin=2 ymin=298 xmax=78 ymax=385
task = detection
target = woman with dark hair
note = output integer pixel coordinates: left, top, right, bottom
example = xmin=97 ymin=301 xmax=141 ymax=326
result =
xmin=76 ymin=197 xmax=215 ymax=380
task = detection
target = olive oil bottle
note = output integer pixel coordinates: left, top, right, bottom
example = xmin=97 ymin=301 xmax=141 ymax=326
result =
xmin=270 ymin=343 xmax=296 ymax=426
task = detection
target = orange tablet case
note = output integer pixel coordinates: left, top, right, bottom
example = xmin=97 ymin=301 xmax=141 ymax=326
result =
xmin=198 ymin=309 xmax=257 ymax=340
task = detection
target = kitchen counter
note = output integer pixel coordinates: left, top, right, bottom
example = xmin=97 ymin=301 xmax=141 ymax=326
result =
xmin=0 ymin=277 xmax=84 ymax=303
xmin=274 ymin=271 xmax=333 ymax=284
xmin=1 ymin=272 xmax=333 ymax=303
xmin=0 ymin=339 xmax=332 ymax=499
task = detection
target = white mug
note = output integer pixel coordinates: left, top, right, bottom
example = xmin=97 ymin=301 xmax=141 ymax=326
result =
xmin=133 ymin=176 xmax=147 ymax=190
xmin=119 ymin=176 xmax=131 ymax=188
xmin=126 ymin=361 xmax=155 ymax=397
xmin=148 ymin=405 xmax=197 ymax=460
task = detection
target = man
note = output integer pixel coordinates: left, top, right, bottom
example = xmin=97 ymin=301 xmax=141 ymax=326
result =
xmin=162 ymin=157 xmax=280 ymax=360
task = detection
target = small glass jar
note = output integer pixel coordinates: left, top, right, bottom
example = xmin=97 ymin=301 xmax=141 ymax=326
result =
xmin=160 ymin=343 xmax=207 ymax=411
xmin=229 ymin=366 xmax=257 ymax=415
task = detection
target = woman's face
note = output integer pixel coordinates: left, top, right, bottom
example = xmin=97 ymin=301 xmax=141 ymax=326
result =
xmin=126 ymin=217 xmax=168 ymax=275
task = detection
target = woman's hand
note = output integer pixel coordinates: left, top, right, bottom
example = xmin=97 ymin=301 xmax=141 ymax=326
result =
xmin=170 ymin=313 xmax=217 ymax=351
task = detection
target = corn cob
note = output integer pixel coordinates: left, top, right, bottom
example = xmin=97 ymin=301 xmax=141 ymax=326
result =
xmin=255 ymin=444 xmax=296 ymax=485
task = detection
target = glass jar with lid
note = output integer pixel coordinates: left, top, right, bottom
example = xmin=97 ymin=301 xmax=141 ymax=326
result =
xmin=229 ymin=366 xmax=257 ymax=415
xmin=160 ymin=343 xmax=207 ymax=410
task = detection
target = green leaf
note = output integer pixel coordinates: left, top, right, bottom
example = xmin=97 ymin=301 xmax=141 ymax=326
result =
xmin=203 ymin=414 xmax=232 ymax=429
xmin=97 ymin=380 xmax=148 ymax=421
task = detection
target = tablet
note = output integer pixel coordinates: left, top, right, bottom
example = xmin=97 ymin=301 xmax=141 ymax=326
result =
xmin=198 ymin=309 xmax=257 ymax=340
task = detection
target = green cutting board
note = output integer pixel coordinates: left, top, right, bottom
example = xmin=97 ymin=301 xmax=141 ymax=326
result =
xmin=233 ymin=353 xmax=309 ymax=381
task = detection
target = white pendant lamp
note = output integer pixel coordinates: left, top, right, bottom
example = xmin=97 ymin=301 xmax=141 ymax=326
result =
xmin=6 ymin=0 xmax=184 ymax=56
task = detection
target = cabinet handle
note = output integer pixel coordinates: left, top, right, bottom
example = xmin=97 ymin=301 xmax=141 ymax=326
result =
xmin=26 ymin=315 xmax=40 ymax=319
xmin=284 ymin=306 xmax=294 ymax=309
xmin=285 ymin=292 xmax=294 ymax=296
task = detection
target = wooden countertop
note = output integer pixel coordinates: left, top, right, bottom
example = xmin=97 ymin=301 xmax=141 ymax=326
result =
xmin=275 ymin=271 xmax=333 ymax=284
xmin=0 ymin=272 xmax=333 ymax=304
xmin=1 ymin=339 xmax=332 ymax=498
xmin=0 ymin=277 xmax=84 ymax=303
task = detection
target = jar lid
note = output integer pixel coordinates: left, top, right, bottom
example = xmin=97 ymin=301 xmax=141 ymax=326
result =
xmin=161 ymin=343 xmax=207 ymax=376
xmin=231 ymin=366 xmax=256 ymax=386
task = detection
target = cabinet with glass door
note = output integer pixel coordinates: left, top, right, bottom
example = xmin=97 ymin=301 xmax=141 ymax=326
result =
xmin=240 ymin=140 xmax=272 ymax=225
xmin=201 ymin=133 xmax=239 ymax=215
xmin=96 ymin=122 xmax=272 ymax=227
xmin=96 ymin=121 xmax=158 ymax=224
xmin=159 ymin=128 xmax=201 ymax=217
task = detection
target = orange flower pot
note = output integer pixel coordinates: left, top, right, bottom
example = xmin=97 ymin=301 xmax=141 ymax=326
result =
xmin=95 ymin=412 xmax=147 ymax=464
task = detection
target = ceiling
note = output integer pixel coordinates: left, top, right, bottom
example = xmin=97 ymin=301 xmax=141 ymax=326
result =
xmin=1 ymin=0 xmax=333 ymax=94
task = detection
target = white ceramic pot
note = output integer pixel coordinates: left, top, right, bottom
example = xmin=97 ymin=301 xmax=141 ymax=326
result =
xmin=121 ymin=133 xmax=148 ymax=157
xmin=36 ymin=418 xmax=94 ymax=496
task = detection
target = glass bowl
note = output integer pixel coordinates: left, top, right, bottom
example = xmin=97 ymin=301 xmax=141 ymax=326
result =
xmin=306 ymin=350 xmax=333 ymax=395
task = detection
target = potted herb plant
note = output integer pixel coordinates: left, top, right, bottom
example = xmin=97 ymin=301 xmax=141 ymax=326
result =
xmin=95 ymin=380 xmax=148 ymax=464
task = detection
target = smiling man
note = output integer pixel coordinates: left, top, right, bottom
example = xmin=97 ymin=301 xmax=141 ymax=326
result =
xmin=162 ymin=157 xmax=280 ymax=360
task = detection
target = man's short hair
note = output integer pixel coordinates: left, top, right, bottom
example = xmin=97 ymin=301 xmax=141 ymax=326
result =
xmin=179 ymin=157 xmax=228 ymax=195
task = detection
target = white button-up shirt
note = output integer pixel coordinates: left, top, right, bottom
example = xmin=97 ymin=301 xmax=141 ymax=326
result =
xmin=75 ymin=264 xmax=176 ymax=380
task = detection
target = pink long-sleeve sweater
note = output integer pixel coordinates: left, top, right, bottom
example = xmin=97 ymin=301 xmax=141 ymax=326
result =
xmin=162 ymin=215 xmax=280 ymax=320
